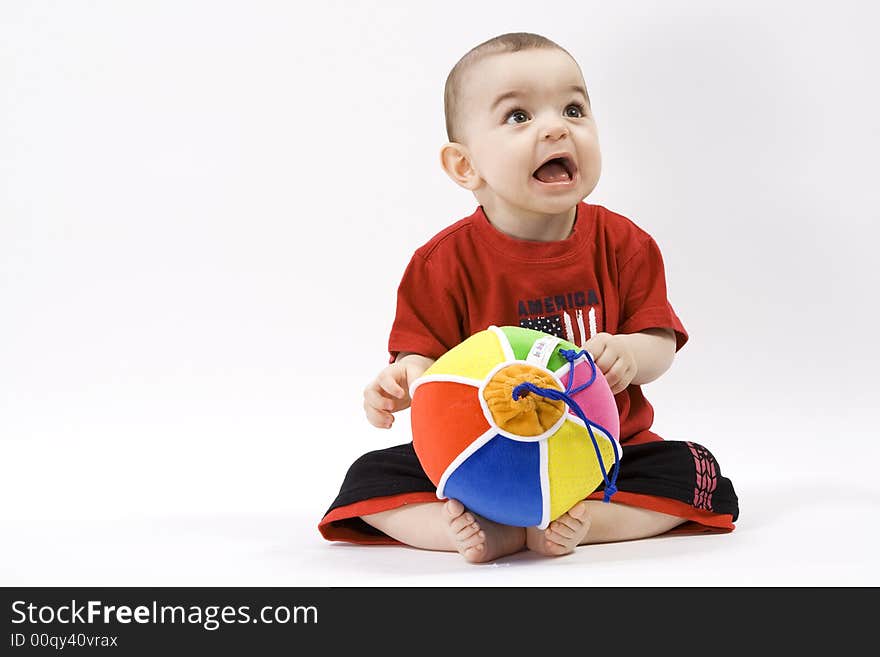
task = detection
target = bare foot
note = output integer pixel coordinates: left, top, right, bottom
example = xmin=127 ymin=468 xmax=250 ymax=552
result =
xmin=443 ymin=499 xmax=525 ymax=563
xmin=526 ymin=501 xmax=592 ymax=556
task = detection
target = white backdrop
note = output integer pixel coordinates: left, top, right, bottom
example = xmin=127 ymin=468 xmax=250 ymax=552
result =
xmin=2 ymin=0 xmax=878 ymax=586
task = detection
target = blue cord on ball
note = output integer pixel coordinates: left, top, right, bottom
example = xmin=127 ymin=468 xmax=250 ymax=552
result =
xmin=511 ymin=348 xmax=620 ymax=503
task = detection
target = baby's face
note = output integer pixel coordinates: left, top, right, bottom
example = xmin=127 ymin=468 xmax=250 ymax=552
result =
xmin=456 ymin=49 xmax=601 ymax=217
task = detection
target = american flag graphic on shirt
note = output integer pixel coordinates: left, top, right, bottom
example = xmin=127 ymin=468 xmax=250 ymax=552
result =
xmin=520 ymin=307 xmax=597 ymax=346
xmin=520 ymin=315 xmax=564 ymax=338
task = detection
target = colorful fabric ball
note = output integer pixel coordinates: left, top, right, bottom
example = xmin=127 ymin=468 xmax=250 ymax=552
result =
xmin=410 ymin=325 xmax=622 ymax=529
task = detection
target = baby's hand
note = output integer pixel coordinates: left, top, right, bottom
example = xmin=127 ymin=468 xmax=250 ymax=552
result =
xmin=363 ymin=355 xmax=435 ymax=428
xmin=583 ymin=332 xmax=637 ymax=395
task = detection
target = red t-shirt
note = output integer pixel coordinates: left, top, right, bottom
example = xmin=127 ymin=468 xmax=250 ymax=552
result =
xmin=388 ymin=201 xmax=688 ymax=444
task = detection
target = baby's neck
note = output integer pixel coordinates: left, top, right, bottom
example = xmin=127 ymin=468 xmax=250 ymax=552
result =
xmin=483 ymin=204 xmax=577 ymax=242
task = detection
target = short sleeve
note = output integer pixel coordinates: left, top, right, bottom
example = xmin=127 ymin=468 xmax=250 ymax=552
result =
xmin=387 ymin=253 xmax=465 ymax=363
xmin=617 ymin=236 xmax=689 ymax=352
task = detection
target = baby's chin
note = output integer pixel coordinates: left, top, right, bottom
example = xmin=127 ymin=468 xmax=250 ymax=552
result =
xmin=524 ymin=189 xmax=589 ymax=215
xmin=477 ymin=182 xmax=589 ymax=217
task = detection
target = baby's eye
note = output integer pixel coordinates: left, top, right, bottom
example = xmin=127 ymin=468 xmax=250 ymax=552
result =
xmin=565 ymin=103 xmax=585 ymax=118
xmin=505 ymin=109 xmax=529 ymax=125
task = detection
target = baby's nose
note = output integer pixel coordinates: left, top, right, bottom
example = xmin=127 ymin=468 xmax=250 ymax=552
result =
xmin=542 ymin=121 xmax=569 ymax=140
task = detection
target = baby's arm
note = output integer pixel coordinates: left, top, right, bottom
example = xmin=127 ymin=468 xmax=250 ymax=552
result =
xmin=584 ymin=328 xmax=676 ymax=394
xmin=620 ymin=328 xmax=676 ymax=385
xmin=363 ymin=352 xmax=436 ymax=428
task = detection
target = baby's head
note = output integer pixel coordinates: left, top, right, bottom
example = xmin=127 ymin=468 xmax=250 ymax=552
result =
xmin=440 ymin=33 xmax=601 ymax=220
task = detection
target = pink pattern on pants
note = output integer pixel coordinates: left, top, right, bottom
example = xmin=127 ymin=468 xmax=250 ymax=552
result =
xmin=687 ymin=442 xmax=717 ymax=511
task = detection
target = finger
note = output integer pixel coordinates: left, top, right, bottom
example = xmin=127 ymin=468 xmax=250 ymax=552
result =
xmin=594 ymin=349 xmax=618 ymax=375
xmin=583 ymin=333 xmax=609 ymax=363
xmin=611 ymin=359 xmax=637 ymax=392
xmin=363 ymin=403 xmax=393 ymax=428
xmin=365 ymin=408 xmax=392 ymax=428
xmin=364 ymin=386 xmax=396 ymax=413
xmin=606 ymin=358 xmax=627 ymax=383
xmin=606 ymin=372 xmax=623 ymax=395
xmin=377 ymin=370 xmax=407 ymax=399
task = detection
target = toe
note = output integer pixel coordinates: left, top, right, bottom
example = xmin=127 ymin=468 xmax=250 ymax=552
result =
xmin=545 ymin=539 xmax=571 ymax=556
xmin=445 ymin=499 xmax=465 ymax=518
xmin=544 ymin=529 xmax=563 ymax=545
xmin=568 ymin=501 xmax=588 ymax=521
xmin=463 ymin=544 xmax=486 ymax=561
xmin=459 ymin=530 xmax=486 ymax=550
xmin=448 ymin=514 xmax=474 ymax=533
xmin=456 ymin=522 xmax=480 ymax=541
xmin=549 ymin=521 xmax=576 ymax=539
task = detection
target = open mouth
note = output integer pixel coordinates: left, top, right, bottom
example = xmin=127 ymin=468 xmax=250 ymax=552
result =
xmin=532 ymin=156 xmax=577 ymax=184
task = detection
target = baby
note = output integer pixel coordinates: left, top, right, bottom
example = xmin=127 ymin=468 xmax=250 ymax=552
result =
xmin=319 ymin=32 xmax=739 ymax=563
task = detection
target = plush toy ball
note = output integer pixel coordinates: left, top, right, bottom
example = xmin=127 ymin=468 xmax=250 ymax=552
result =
xmin=410 ymin=325 xmax=621 ymax=529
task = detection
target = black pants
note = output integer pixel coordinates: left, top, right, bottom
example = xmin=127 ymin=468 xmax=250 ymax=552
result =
xmin=319 ymin=440 xmax=739 ymax=543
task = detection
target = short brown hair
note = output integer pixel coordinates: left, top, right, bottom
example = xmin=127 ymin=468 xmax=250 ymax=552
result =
xmin=443 ymin=32 xmax=576 ymax=143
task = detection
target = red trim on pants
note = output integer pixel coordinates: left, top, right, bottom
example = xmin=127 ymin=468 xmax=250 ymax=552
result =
xmin=318 ymin=489 xmax=734 ymax=545
xmin=318 ymin=492 xmax=441 ymax=545
xmin=585 ymin=490 xmax=734 ymax=535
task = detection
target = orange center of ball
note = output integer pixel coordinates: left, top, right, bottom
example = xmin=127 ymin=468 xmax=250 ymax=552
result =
xmin=482 ymin=363 xmax=566 ymax=436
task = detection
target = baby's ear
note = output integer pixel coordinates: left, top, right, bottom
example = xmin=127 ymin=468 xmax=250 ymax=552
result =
xmin=439 ymin=142 xmax=480 ymax=190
